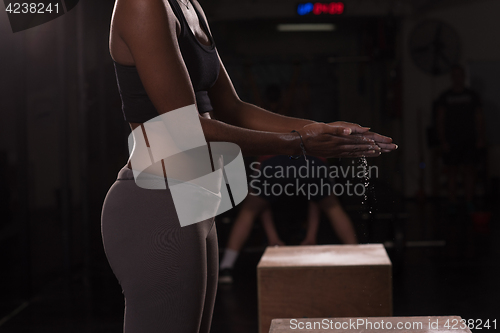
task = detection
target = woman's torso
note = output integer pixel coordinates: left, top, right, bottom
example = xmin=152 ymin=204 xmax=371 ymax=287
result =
xmin=109 ymin=0 xmax=218 ymax=171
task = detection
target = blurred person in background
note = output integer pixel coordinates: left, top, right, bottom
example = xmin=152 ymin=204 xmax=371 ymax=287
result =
xmin=436 ymin=64 xmax=486 ymax=214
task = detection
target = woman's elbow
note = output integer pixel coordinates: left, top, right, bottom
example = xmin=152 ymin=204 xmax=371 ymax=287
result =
xmin=212 ymin=98 xmax=245 ymax=126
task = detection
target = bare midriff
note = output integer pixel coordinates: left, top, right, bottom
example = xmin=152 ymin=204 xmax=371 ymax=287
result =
xmin=126 ymin=111 xmax=211 ymax=170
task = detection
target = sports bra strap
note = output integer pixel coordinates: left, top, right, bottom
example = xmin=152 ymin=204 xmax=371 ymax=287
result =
xmin=168 ymin=0 xmax=214 ymax=42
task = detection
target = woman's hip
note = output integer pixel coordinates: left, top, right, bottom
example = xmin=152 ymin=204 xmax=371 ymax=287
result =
xmin=101 ymin=165 xmax=215 ymax=256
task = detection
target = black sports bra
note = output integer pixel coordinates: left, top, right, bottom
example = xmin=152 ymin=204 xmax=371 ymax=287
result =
xmin=113 ymin=0 xmax=220 ymax=123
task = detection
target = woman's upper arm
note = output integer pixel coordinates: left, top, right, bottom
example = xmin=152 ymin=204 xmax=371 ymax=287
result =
xmin=114 ymin=0 xmax=196 ymax=114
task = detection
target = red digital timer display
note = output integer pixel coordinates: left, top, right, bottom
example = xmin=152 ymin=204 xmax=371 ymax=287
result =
xmin=297 ymin=2 xmax=345 ymax=16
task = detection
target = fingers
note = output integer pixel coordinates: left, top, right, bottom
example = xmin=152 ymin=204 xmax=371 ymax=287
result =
xmin=327 ymin=122 xmax=370 ymax=135
xmin=364 ymin=150 xmax=383 ymax=157
xmin=305 ymin=123 xmax=398 ymax=158
xmin=362 ymin=131 xmax=393 ymax=143
xmin=340 ymin=144 xmax=381 ymax=153
xmin=339 ymin=121 xmax=370 ymax=134
xmin=336 ymin=150 xmax=381 ymax=158
xmin=324 ymin=125 xmax=354 ymax=136
xmin=352 ymin=150 xmax=382 ymax=157
xmin=334 ymin=135 xmax=376 ymax=145
xmin=349 ymin=150 xmax=381 ymax=157
xmin=376 ymin=142 xmax=398 ymax=151
xmin=327 ymin=144 xmax=381 ymax=158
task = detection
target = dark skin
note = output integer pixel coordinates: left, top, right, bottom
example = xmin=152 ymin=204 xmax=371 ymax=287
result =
xmin=109 ymin=0 xmax=397 ymax=169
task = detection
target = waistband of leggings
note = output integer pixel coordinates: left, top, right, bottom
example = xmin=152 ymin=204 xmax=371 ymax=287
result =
xmin=116 ymin=164 xmax=179 ymax=182
xmin=117 ymin=164 xmax=222 ymax=197
xmin=116 ymin=165 xmax=210 ymax=188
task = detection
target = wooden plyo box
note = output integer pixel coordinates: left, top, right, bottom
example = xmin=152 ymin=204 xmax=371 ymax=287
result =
xmin=257 ymin=244 xmax=392 ymax=333
xmin=269 ymin=316 xmax=471 ymax=333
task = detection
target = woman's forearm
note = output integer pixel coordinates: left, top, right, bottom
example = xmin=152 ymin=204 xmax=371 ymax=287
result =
xmin=229 ymin=100 xmax=315 ymax=132
xmin=201 ymin=109 xmax=387 ymax=159
xmin=200 ymin=116 xmax=302 ymax=156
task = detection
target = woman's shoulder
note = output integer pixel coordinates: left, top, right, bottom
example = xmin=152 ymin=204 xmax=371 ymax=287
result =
xmin=110 ymin=0 xmax=181 ymax=65
xmin=111 ymin=0 xmax=181 ymax=50
xmin=112 ymin=0 xmax=179 ymax=31
xmin=115 ymin=0 xmax=172 ymax=11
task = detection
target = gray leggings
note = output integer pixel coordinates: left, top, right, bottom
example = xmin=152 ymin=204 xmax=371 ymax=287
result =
xmin=101 ymin=165 xmax=218 ymax=333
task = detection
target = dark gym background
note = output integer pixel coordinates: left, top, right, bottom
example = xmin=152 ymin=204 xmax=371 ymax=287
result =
xmin=0 ymin=0 xmax=498 ymax=332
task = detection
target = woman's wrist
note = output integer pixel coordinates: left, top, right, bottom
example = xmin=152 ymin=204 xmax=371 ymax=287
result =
xmin=292 ymin=118 xmax=316 ymax=131
xmin=289 ymin=130 xmax=308 ymax=160
xmin=280 ymin=131 xmax=303 ymax=156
